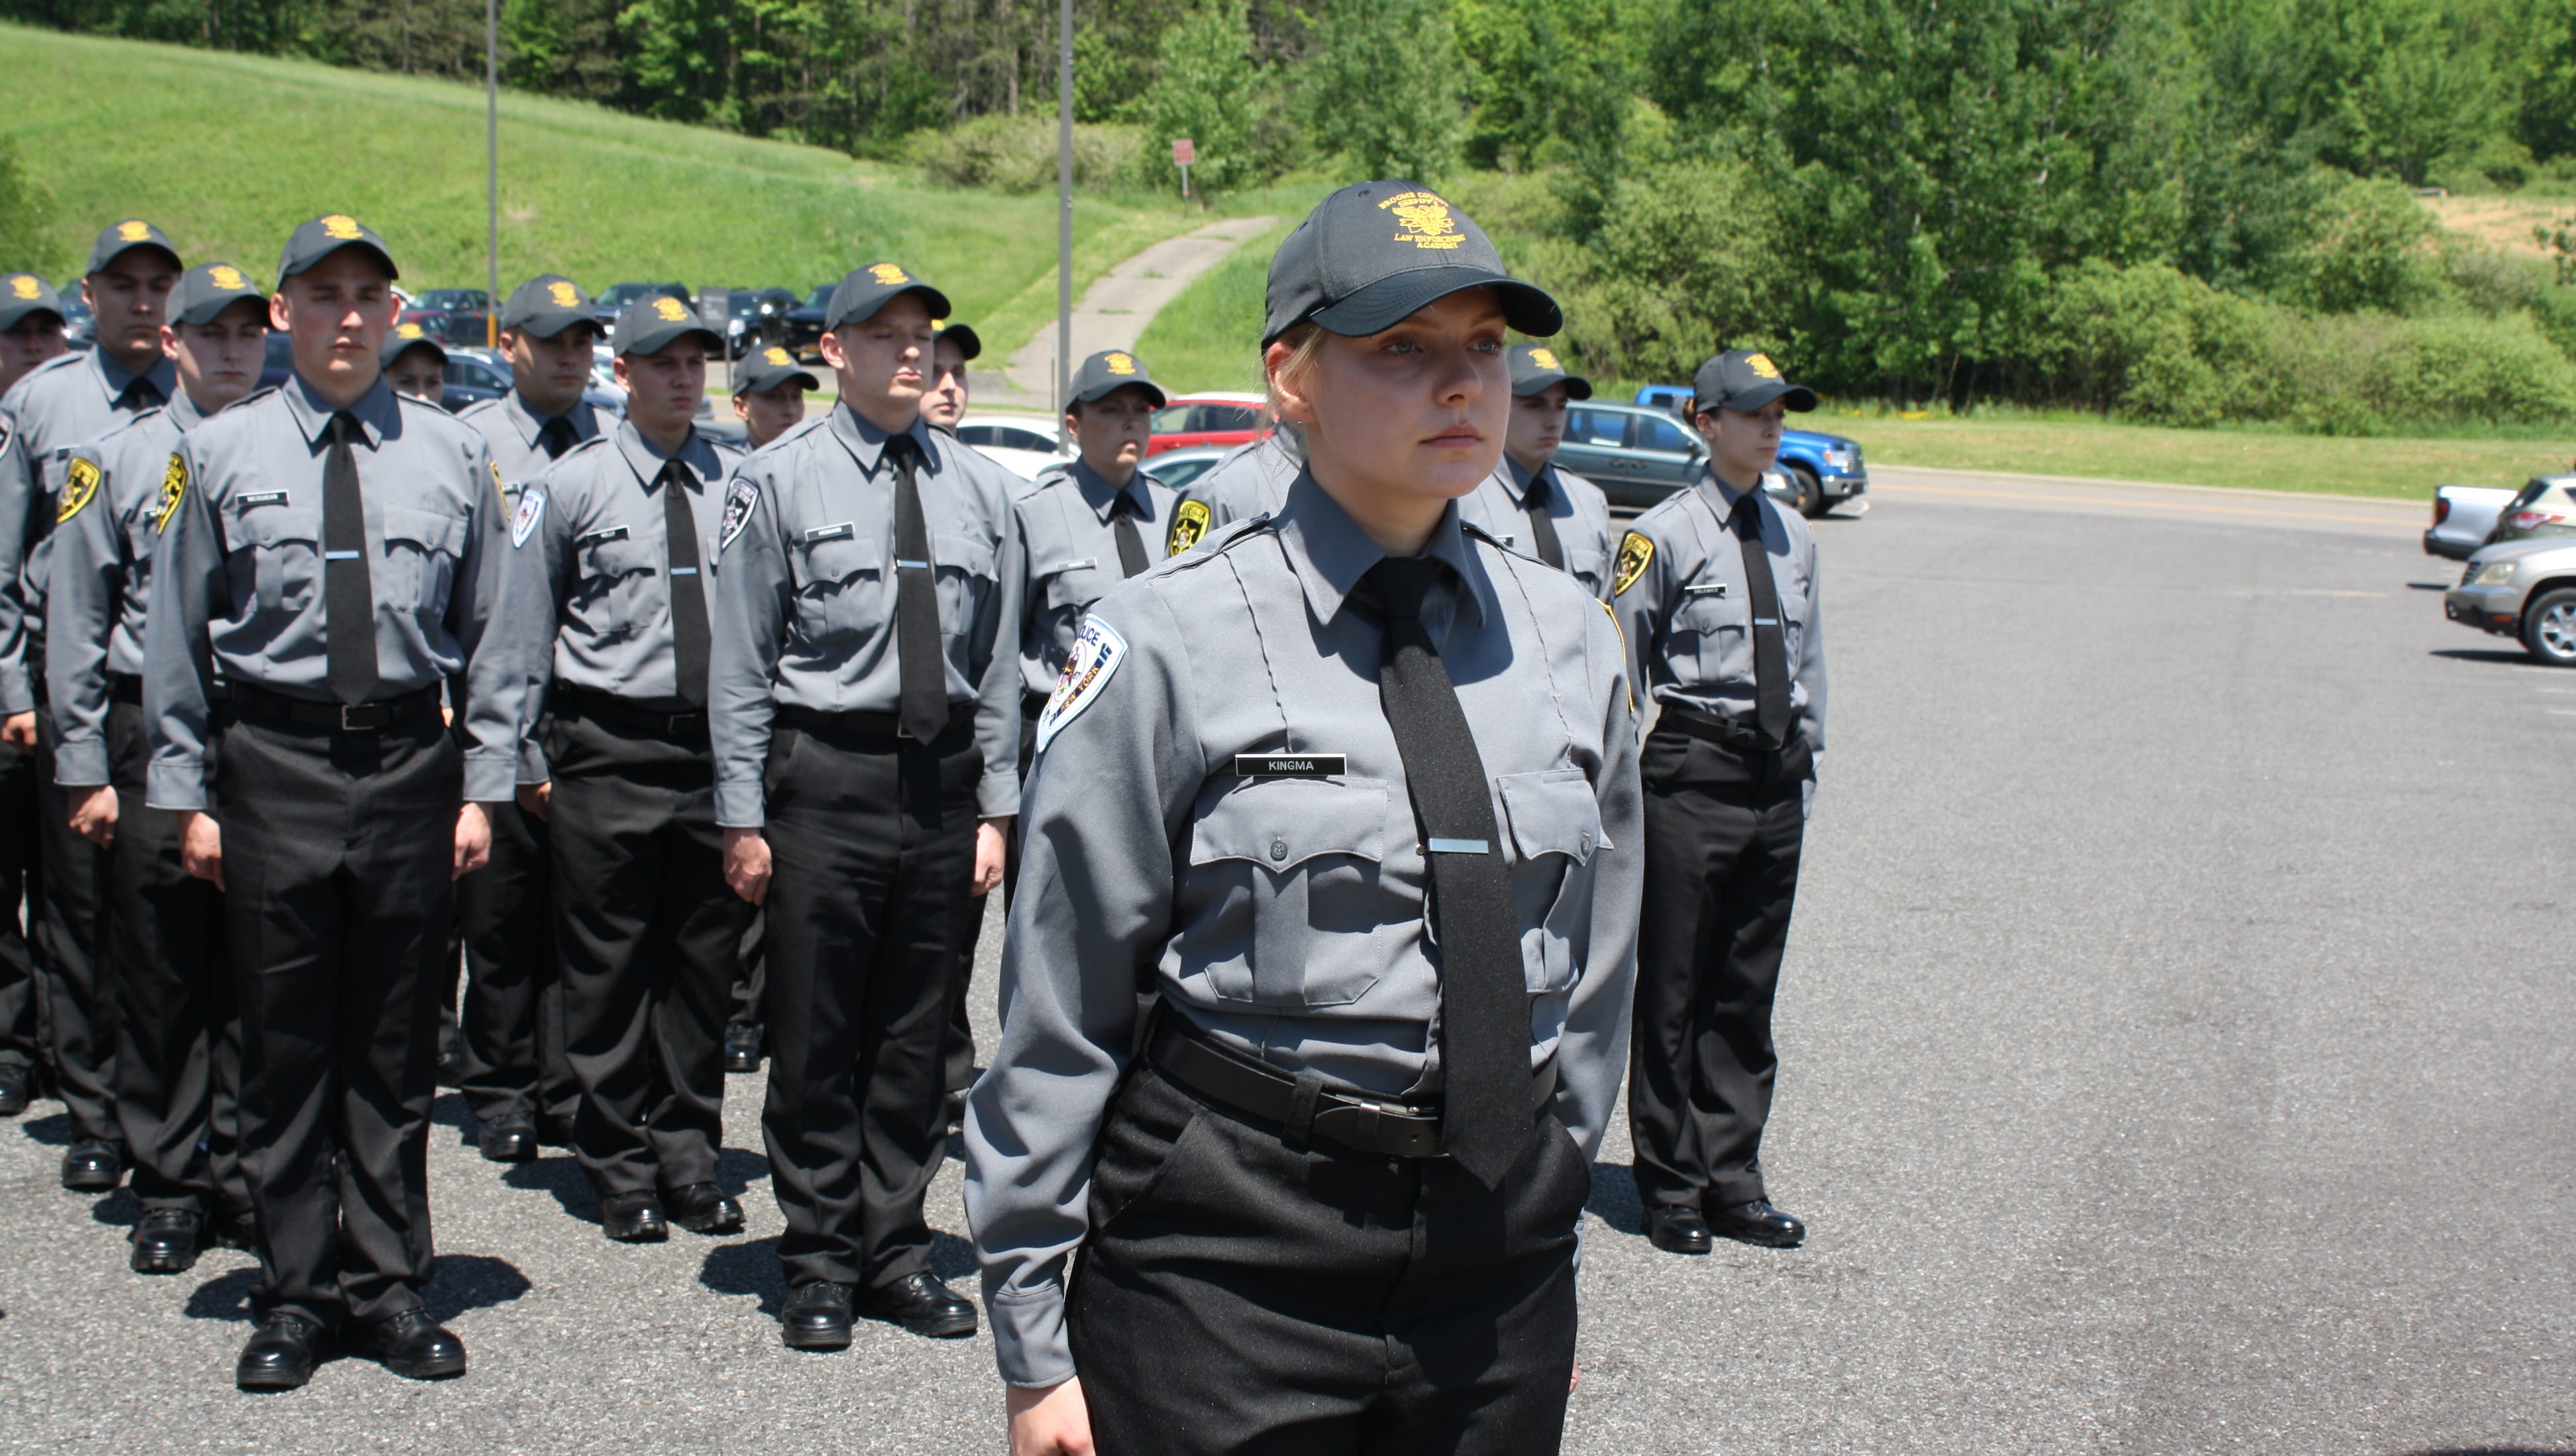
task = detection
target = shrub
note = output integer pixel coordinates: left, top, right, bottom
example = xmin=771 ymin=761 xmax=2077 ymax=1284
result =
xmin=907 ymin=115 xmax=1142 ymax=195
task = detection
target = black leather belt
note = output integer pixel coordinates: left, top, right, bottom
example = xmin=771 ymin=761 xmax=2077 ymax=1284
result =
xmin=1654 ymin=702 xmax=1797 ymax=754
xmin=776 ymin=702 xmax=975 ymax=741
xmin=553 ymin=684 xmax=707 ymax=742
xmin=108 ymin=673 xmax=142 ymax=706
xmin=232 ymin=683 xmax=441 ymax=732
xmin=1022 ymin=691 xmax=1049 ymax=720
xmin=1148 ymin=1013 xmax=1556 ymax=1161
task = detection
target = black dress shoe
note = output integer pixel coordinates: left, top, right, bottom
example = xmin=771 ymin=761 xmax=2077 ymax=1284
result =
xmin=723 ymin=1023 xmax=763 ymax=1074
xmin=664 ymin=1181 xmax=744 ymax=1236
xmin=781 ymin=1280 xmax=854 ymax=1350
xmin=1646 ymin=1204 xmax=1715 ymax=1255
xmin=131 ymin=1209 xmax=205 ymax=1274
xmin=435 ymin=1048 xmax=464 ymax=1088
xmin=62 ymin=1140 xmax=122 ymax=1193
xmin=477 ymin=1125 xmax=537 ymax=1163
xmin=856 ymin=1272 xmax=978 ymax=1338
xmin=1708 ymin=1199 xmax=1806 ymax=1248
xmin=536 ymin=1114 xmax=577 ymax=1149
xmin=352 ymin=1309 xmax=466 ymax=1380
xmin=237 ymin=1312 xmax=331 ymax=1391
xmin=0 ymin=1064 xmax=28 ymax=1116
xmin=600 ymin=1192 xmax=669 ymax=1243
xmin=209 ymin=1211 xmax=257 ymax=1251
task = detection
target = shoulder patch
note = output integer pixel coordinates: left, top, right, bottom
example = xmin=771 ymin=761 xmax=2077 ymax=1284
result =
xmin=511 ymin=486 xmax=545 ymax=548
xmin=1613 ymin=530 xmax=1654 ymax=596
xmin=1166 ymin=498 xmax=1212 ymax=557
xmin=153 ymin=452 xmax=188 ymax=534
xmin=1034 ymin=614 xmax=1128 ymax=754
xmin=719 ymin=475 xmax=760 ymax=552
xmin=56 ymin=456 xmax=101 ymax=524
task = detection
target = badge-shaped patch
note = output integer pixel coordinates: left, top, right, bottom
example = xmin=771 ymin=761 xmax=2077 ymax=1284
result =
xmin=1035 ymin=614 xmax=1126 ymax=754
xmin=56 ymin=456 xmax=101 ymax=524
xmin=718 ymin=476 xmax=760 ymax=553
xmin=153 ymin=452 xmax=187 ymax=534
xmin=1613 ymin=530 xmax=1654 ymax=596
xmin=511 ymin=486 xmax=545 ymax=548
xmin=1166 ymin=498 xmax=1211 ymax=557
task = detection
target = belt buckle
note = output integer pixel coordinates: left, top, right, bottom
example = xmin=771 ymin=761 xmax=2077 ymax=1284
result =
xmin=895 ymin=718 xmax=916 ymax=740
xmin=337 ymin=702 xmax=380 ymax=731
xmin=669 ymin=712 xmax=704 ymax=737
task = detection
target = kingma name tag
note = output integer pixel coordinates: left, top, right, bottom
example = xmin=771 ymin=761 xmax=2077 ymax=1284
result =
xmin=1233 ymin=753 xmax=1348 ymax=778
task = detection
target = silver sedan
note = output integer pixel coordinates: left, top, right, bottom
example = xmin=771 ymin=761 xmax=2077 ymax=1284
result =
xmin=2445 ymin=535 xmax=2576 ymax=665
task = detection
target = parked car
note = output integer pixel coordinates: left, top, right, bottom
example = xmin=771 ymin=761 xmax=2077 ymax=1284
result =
xmin=1145 ymin=444 xmax=1232 ymax=496
xmin=780 ymin=284 xmax=833 ymax=362
xmin=2446 ymin=535 xmax=2576 ymax=665
xmin=716 ymin=287 xmax=798 ymax=355
xmin=593 ymin=282 xmax=691 ymax=335
xmin=2425 ymin=483 xmax=2520 ymax=559
xmin=2479 ymin=474 xmax=2576 ymax=549
xmin=400 ymin=288 xmax=494 ymax=346
xmin=54 ymin=282 xmax=95 ymax=349
xmin=1627 ymin=385 xmax=1868 ymax=516
xmin=1148 ymin=393 xmax=1270 ymax=456
xmin=954 ymin=412 xmax=1078 ymax=480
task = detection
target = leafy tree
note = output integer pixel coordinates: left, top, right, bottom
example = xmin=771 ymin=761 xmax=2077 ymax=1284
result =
xmin=1132 ymin=0 xmax=1268 ymax=194
xmin=1297 ymin=0 xmax=1466 ymax=183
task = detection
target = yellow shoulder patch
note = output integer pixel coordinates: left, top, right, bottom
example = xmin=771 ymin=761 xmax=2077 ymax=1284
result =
xmin=1167 ymin=498 xmax=1212 ymax=557
xmin=154 ymin=452 xmax=188 ymax=534
xmin=1613 ymin=530 xmax=1654 ymax=596
xmin=56 ymin=457 xmax=101 ymax=525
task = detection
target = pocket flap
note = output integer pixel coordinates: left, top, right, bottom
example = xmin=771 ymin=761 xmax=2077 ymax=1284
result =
xmin=1189 ymin=777 xmax=1387 ymax=871
xmin=1496 ymin=768 xmax=1605 ymax=866
xmin=581 ymin=533 xmax=656 ymax=579
xmin=383 ymin=505 xmax=468 ymax=556
xmin=794 ymin=533 xmax=883 ymax=586
xmin=227 ymin=504 xmax=320 ymax=550
xmin=934 ymin=531 xmax=997 ymax=580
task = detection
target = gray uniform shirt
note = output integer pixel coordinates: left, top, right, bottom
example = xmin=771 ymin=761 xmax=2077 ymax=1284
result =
xmin=0 ymin=347 xmax=179 ymax=714
xmin=457 ymin=392 xmax=613 ymax=499
xmin=1457 ymin=456 xmax=1617 ymax=603
xmin=1613 ymin=472 xmax=1827 ymax=754
xmin=1187 ymin=432 xmax=1302 ymax=530
xmin=963 ymin=470 xmax=1642 ymax=1388
xmin=45 ymin=389 xmax=213 ymax=785
xmin=1012 ymin=459 xmax=1186 ymax=699
xmin=508 ymin=421 xmax=741 ymax=782
xmin=708 ymin=402 xmax=1025 ymax=826
xmin=143 ymin=374 xmax=529 ymax=810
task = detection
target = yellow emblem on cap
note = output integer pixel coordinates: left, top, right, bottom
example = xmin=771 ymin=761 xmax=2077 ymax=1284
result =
xmin=7 ymin=275 xmax=36 ymax=300
xmin=1166 ymin=498 xmax=1212 ymax=557
xmin=57 ymin=457 xmax=101 ymax=525
xmin=547 ymin=280 xmax=580 ymax=308
xmin=1746 ymin=353 xmax=1781 ymax=379
xmin=869 ymin=262 xmax=910 ymax=286
xmin=1529 ymin=347 xmax=1561 ymax=371
xmin=1379 ymin=192 xmax=1463 ymax=251
xmin=397 ymin=322 xmax=425 ymax=339
xmin=765 ymin=347 xmax=792 ymax=365
xmin=207 ymin=264 xmax=246 ymax=291
xmin=652 ymin=295 xmax=691 ymax=322
xmin=154 ymin=453 xmax=188 ymax=534
xmin=117 ymin=220 xmax=150 ymax=243
xmin=1613 ymin=530 xmax=1654 ymax=596
xmin=1104 ymin=353 xmax=1136 ymax=376
xmin=319 ymin=215 xmax=362 ymax=240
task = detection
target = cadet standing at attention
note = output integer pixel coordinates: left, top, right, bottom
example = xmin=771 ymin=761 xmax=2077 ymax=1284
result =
xmin=0 ymin=270 xmax=68 ymax=1119
xmin=145 ymin=215 xmax=529 ymax=1389
xmin=1457 ymin=343 xmax=1616 ymax=600
xmin=732 ymin=345 xmax=816 ymax=452
xmin=453 ymin=274 xmax=606 ymax=1162
xmin=1611 ymin=349 xmax=1827 ymax=1256
xmin=48 ymin=261 xmax=269 ymax=1275
xmin=966 ymin=181 xmax=1640 ymax=1456
xmin=921 ymin=322 xmax=979 ymax=434
xmin=710 ymin=262 xmax=1022 ymax=1349
xmin=508 ymin=294 xmax=749 ymax=1245
xmin=0 ymin=219 xmax=184 ymax=1193
xmin=1 ymin=272 xmax=70 ymax=396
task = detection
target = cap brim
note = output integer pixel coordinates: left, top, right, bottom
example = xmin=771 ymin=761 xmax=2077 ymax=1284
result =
xmin=1307 ymin=268 xmax=1560 ymax=341
xmin=1073 ymin=379 xmax=1167 ymax=409
xmin=832 ymin=284 xmax=953 ymax=331
xmin=617 ymin=323 xmax=722 ymax=358
xmin=0 ymin=305 xmax=66 ymax=329
xmin=1513 ymin=372 xmax=1592 ymax=401
xmin=281 ymin=241 xmax=398 ymax=288
xmin=737 ymin=368 xmax=819 ymax=396
xmin=1715 ymin=380 xmax=1817 ymax=413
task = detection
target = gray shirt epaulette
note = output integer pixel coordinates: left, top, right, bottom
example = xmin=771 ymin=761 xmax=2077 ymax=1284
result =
xmin=459 ymin=392 xmax=616 ymax=499
xmin=1611 ymin=473 xmax=1827 ymax=754
xmin=962 ymin=467 xmax=1642 ymax=1389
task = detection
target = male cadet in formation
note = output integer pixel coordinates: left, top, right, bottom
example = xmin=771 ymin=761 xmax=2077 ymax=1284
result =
xmin=146 ymin=215 xmax=531 ymax=1389
xmin=920 ymin=315 xmax=986 ymax=1125
xmin=1458 ymin=343 xmax=1617 ymax=601
xmin=711 ymin=262 xmax=1022 ymax=1349
xmin=1611 ymin=348 xmax=1829 ymax=1257
xmin=382 ymin=323 xmax=448 ymax=404
xmin=48 ymin=261 xmax=270 ymax=1275
xmin=0 ymin=219 xmax=184 ymax=1192
xmin=0 ymin=269 xmax=68 ymax=1121
xmin=506 ymin=293 xmax=749 ymax=1245
xmin=921 ymin=321 xmax=979 ymax=434
xmin=452 ymin=274 xmax=608 ymax=1162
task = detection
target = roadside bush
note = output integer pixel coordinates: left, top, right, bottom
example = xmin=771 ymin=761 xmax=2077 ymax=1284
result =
xmin=908 ymin=115 xmax=1142 ymax=194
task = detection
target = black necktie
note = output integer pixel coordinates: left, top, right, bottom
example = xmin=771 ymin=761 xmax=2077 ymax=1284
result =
xmin=1109 ymin=488 xmax=1151 ymax=578
xmin=1733 ymin=492 xmax=1793 ymax=748
xmin=117 ymin=377 xmax=164 ymax=413
xmin=1368 ymin=557 xmax=1527 ymax=1188
xmin=323 ymin=412 xmax=378 ymax=705
xmin=537 ymin=414 xmax=578 ymax=461
xmin=660 ymin=463 xmax=710 ymax=706
xmin=886 ymin=433 xmax=947 ymax=742
xmin=1521 ymin=469 xmax=1564 ymax=569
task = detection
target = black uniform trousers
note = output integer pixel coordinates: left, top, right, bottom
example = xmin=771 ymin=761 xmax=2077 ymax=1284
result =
xmin=945 ymin=701 xmax=1038 ymax=1096
xmin=1627 ymin=726 xmax=1811 ymax=1211
xmin=760 ymin=714 xmax=979 ymax=1291
xmin=105 ymin=694 xmax=248 ymax=1220
xmin=544 ymin=706 xmax=748 ymax=1198
xmin=0 ymin=734 xmax=39 ymax=1084
xmin=729 ymin=911 xmax=765 ymax=1037
xmin=34 ymin=699 xmax=115 ymax=1148
xmin=454 ymin=796 xmax=575 ymax=1134
xmin=1069 ymin=1060 xmax=1587 ymax=1456
xmin=219 ymin=711 xmax=458 ymax=1328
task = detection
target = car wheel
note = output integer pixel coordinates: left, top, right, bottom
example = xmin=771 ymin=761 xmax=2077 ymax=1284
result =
xmin=1786 ymin=465 xmax=1826 ymax=518
xmin=2522 ymin=588 xmax=2576 ymax=665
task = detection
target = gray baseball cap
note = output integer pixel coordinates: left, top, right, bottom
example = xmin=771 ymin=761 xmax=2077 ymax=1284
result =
xmin=1064 ymin=349 xmax=1167 ymax=410
xmin=825 ymin=262 xmax=951 ymax=331
xmin=380 ymin=321 xmax=449 ymax=370
xmin=501 ymin=275 xmax=599 ymax=339
xmin=168 ymin=262 xmax=270 ymax=327
xmin=733 ymin=343 xmax=819 ymax=397
xmin=1691 ymin=349 xmax=1816 ymax=414
xmin=1508 ymin=342 xmax=1591 ymax=400
xmin=276 ymin=214 xmax=398 ymax=290
xmin=614 ymin=292 xmax=722 ymax=358
xmin=85 ymin=219 xmax=182 ymax=276
xmin=0 ymin=272 xmax=66 ymax=331
xmin=1261 ymin=180 xmax=1558 ymax=348
xmin=932 ymin=321 xmax=982 ymax=361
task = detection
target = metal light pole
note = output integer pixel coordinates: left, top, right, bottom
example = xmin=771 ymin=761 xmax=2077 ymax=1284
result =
xmin=1055 ymin=0 xmax=1073 ymax=449
xmin=485 ymin=0 xmax=500 ymax=349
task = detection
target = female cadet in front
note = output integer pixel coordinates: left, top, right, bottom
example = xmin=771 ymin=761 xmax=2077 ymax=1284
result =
xmin=964 ymin=180 xmax=1642 ymax=1456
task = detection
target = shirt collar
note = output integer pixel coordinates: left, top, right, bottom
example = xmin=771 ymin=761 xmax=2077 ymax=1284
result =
xmin=1067 ymin=457 xmax=1154 ymax=524
xmin=284 ymin=371 xmax=398 ymax=447
xmin=1696 ymin=468 xmax=1760 ymax=516
xmin=506 ymin=388 xmax=598 ymax=447
xmin=1501 ymin=453 xmax=1556 ymax=508
xmin=825 ymin=400 xmax=939 ymax=478
xmin=164 ymin=388 xmax=209 ymax=433
xmin=614 ymin=418 xmax=719 ymax=492
xmin=88 ymin=347 xmax=177 ymax=407
xmin=1273 ymin=469 xmax=1491 ymax=632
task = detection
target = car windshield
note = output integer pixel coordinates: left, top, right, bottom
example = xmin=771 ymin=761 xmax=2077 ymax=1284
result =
xmin=1635 ymin=414 xmax=1698 ymax=454
xmin=1564 ymin=407 xmax=1627 ymax=449
xmin=803 ymin=286 xmax=832 ymax=309
xmin=1150 ymin=405 xmax=1192 ymax=433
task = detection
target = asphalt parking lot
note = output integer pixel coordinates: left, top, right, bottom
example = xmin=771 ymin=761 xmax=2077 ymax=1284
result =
xmin=3 ymin=469 xmax=2569 ymax=1454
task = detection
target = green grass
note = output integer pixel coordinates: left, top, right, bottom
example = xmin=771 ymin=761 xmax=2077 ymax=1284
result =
xmin=1134 ymin=216 xmax=1291 ymax=393
xmin=0 ymin=23 xmax=1262 ymax=355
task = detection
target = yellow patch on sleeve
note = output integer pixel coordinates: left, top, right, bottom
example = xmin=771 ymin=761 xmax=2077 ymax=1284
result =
xmin=1613 ymin=530 xmax=1654 ymax=596
xmin=56 ymin=457 xmax=101 ymax=525
xmin=153 ymin=452 xmax=188 ymax=534
xmin=491 ymin=458 xmax=508 ymax=500
xmin=1166 ymin=498 xmax=1212 ymax=557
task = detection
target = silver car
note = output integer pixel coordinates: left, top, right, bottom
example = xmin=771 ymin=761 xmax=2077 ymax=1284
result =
xmin=2444 ymin=535 xmax=2576 ymax=665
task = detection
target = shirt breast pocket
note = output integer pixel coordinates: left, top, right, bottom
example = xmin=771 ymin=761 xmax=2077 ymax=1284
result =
xmin=223 ymin=503 xmax=321 ymax=614
xmin=934 ymin=531 xmax=997 ymax=637
xmin=382 ymin=505 xmax=468 ymax=619
xmin=790 ymin=533 xmax=883 ymax=640
xmin=1185 ymin=776 xmax=1390 ymax=1008
xmin=1564 ymin=535 xmax=1612 ymax=598
xmin=1670 ymin=583 xmax=1744 ymax=684
xmin=1035 ymin=556 xmax=1108 ymax=616
xmin=1495 ymin=768 xmax=1607 ymax=994
xmin=577 ymin=533 xmax=657 ymax=640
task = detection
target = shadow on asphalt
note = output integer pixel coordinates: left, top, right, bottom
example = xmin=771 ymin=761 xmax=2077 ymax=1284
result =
xmin=2429 ymin=647 xmax=2537 ymax=665
xmin=700 ymin=1236 xmax=785 ymax=1316
xmin=15 ymin=1110 xmax=74 ymax=1147
xmin=180 ymin=1253 xmax=533 ymax=1325
xmin=87 ymin=1186 xmax=140 ymax=1229
xmin=1585 ymin=1161 xmax=1644 ymax=1235
xmin=501 ymin=1152 xmax=598 ymax=1222
xmin=2406 ymin=581 xmax=2453 ymax=590
xmin=2395 ymin=1449 xmax=2576 ymax=1455
xmin=716 ymin=1144 xmax=769 ymax=1198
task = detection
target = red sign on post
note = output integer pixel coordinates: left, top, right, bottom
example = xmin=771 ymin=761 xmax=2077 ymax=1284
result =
xmin=1172 ymin=138 xmax=1195 ymax=166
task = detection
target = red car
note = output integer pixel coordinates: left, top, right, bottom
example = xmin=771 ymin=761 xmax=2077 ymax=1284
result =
xmin=1148 ymin=392 xmax=1271 ymax=457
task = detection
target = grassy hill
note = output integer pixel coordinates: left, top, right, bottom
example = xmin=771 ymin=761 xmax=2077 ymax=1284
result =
xmin=0 ymin=23 xmax=1244 ymax=359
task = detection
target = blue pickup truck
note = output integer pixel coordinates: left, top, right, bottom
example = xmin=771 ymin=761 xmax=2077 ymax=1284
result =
xmin=1633 ymin=384 xmax=1868 ymax=518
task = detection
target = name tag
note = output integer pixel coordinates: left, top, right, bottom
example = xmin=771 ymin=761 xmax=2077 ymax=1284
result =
xmin=670 ymin=566 xmax=698 ymax=576
xmin=804 ymin=521 xmax=854 ymax=543
xmin=576 ymin=524 xmax=630 ymax=545
xmin=1234 ymin=753 xmax=1347 ymax=778
xmin=1426 ymin=838 xmax=1491 ymax=855
xmin=1049 ymin=557 xmax=1098 ymax=575
xmin=1684 ymin=583 xmax=1728 ymax=598
xmin=239 ymin=490 xmax=290 ymax=508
